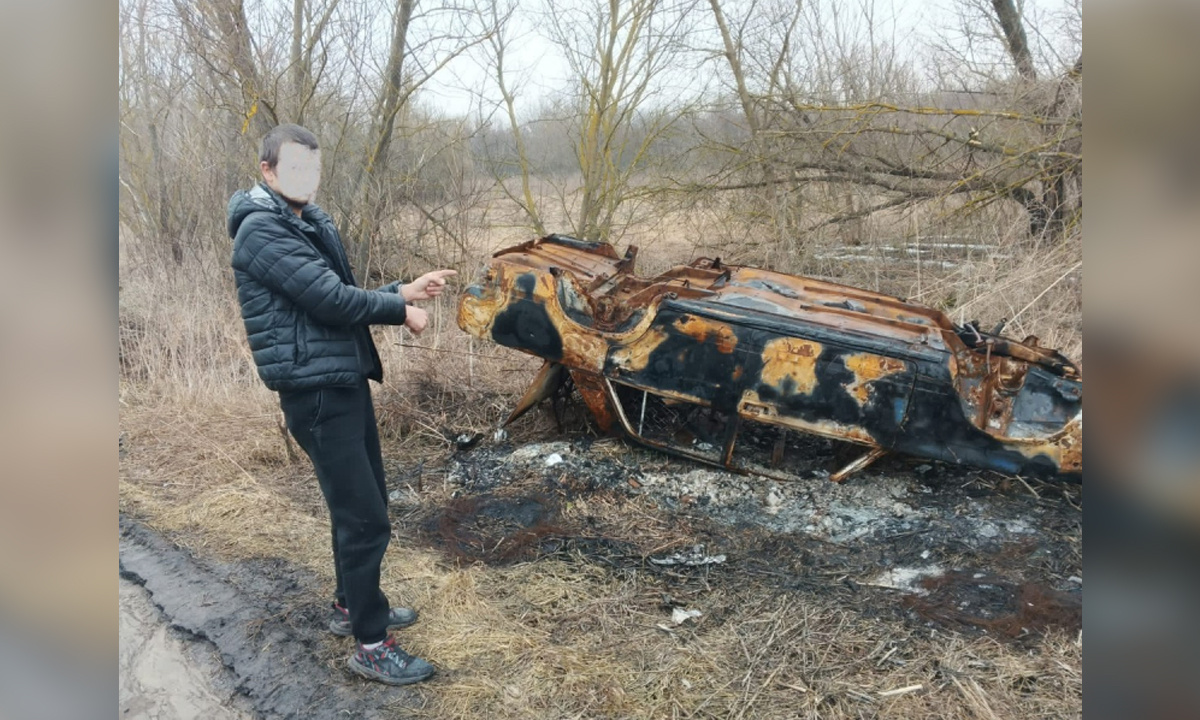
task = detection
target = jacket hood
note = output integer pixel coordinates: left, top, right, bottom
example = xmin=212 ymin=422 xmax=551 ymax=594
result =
xmin=227 ymin=183 xmax=334 ymax=239
xmin=227 ymin=184 xmax=284 ymax=239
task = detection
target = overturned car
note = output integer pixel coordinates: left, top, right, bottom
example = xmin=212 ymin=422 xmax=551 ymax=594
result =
xmin=458 ymin=235 xmax=1081 ymax=482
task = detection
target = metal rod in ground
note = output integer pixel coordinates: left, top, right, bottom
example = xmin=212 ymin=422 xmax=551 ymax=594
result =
xmin=638 ymin=390 xmax=648 ymax=436
xmin=831 ymin=447 xmax=888 ymax=483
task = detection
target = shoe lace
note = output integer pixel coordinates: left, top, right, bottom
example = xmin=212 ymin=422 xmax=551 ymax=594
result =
xmin=377 ymin=636 xmax=411 ymax=664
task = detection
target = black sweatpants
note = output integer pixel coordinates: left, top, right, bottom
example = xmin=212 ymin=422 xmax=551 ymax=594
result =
xmin=278 ymin=378 xmax=392 ymax=644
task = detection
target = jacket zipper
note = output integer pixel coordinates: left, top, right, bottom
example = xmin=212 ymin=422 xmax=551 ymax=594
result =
xmin=295 ymin=316 xmax=309 ymax=364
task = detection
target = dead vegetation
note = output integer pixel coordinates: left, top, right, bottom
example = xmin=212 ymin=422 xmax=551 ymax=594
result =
xmin=120 ymin=210 xmax=1082 ymax=717
xmin=120 ymin=389 xmax=1082 ymax=719
xmin=119 ymin=0 xmax=1082 ymax=715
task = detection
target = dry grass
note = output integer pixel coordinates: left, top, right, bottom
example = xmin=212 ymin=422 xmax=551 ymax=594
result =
xmin=118 ymin=192 xmax=1082 ymax=718
xmin=119 ymin=400 xmax=1083 ymax=719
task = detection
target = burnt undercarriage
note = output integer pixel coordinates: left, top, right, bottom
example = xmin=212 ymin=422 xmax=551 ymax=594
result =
xmin=459 ymin=235 xmax=1082 ymax=483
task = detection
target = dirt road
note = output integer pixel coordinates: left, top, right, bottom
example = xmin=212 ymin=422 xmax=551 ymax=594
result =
xmin=119 ymin=577 xmax=252 ymax=719
xmin=119 ymin=516 xmax=424 ymax=720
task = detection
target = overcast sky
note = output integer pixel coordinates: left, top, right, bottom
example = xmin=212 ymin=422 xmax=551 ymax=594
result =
xmin=411 ymin=0 xmax=1080 ymax=119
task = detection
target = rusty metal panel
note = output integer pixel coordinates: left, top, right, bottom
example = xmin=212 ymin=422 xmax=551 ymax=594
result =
xmin=458 ymin=234 xmax=1083 ymax=481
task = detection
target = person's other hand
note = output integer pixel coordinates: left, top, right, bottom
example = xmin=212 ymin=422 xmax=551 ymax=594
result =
xmin=404 ymin=305 xmax=429 ymax=335
xmin=401 ymin=269 xmax=458 ymax=302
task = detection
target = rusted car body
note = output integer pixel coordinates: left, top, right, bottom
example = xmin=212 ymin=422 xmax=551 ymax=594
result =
xmin=458 ymin=235 xmax=1082 ymax=481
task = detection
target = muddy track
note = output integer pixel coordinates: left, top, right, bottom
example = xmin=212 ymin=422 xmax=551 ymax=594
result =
xmin=118 ymin=516 xmax=422 ymax=720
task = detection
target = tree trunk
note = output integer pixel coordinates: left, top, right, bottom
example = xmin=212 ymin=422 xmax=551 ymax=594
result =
xmin=990 ymin=0 xmax=1037 ymax=81
xmin=348 ymin=0 xmax=415 ymax=275
xmin=178 ymin=0 xmax=277 ymax=137
xmin=291 ymin=0 xmax=306 ymax=122
xmin=708 ymin=0 xmax=799 ymax=255
xmin=493 ymin=17 xmax=545 ymax=235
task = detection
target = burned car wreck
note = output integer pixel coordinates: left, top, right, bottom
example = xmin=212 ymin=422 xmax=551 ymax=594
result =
xmin=458 ymin=235 xmax=1082 ymax=482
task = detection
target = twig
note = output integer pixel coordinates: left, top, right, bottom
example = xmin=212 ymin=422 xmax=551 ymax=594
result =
xmin=879 ymin=684 xmax=923 ymax=697
xmin=1007 ymin=261 xmax=1082 ymax=325
xmin=1016 ymin=475 xmax=1041 ymax=499
xmin=393 ymin=342 xmax=515 ymax=360
xmin=179 ymin=418 xmax=258 ymax=484
xmin=737 ymin=665 xmax=784 ymax=720
xmin=277 ymin=411 xmax=299 ymax=464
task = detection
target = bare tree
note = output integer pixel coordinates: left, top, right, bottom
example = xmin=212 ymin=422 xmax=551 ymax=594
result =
xmin=174 ymin=0 xmax=279 ymax=136
xmin=119 ymin=0 xmax=496 ymax=285
xmin=689 ymin=0 xmax=1081 ymax=257
xmin=482 ymin=0 xmax=546 ymax=235
xmin=706 ymin=0 xmax=803 ymax=259
xmin=288 ymin=0 xmax=341 ymax=123
xmin=487 ymin=0 xmax=702 ymax=242
xmin=340 ymin=0 xmax=494 ymax=277
xmin=990 ymin=0 xmax=1036 ymax=81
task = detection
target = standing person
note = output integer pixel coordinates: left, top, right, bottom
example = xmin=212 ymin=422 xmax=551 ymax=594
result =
xmin=227 ymin=123 xmax=455 ymax=686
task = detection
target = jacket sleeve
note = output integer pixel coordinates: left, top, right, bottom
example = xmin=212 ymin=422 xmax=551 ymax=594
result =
xmin=232 ymin=215 xmax=407 ymax=326
xmin=376 ymin=280 xmax=406 ymax=295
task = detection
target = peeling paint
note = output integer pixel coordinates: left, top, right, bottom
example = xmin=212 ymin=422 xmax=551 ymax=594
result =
xmin=458 ymin=235 xmax=1083 ymax=482
xmin=844 ymin=353 xmax=908 ymax=405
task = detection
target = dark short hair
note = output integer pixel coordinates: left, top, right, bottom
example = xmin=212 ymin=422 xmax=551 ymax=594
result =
xmin=260 ymin=124 xmax=319 ymax=168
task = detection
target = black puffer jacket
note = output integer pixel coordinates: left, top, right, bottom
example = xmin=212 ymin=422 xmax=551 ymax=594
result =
xmin=228 ymin=183 xmax=407 ymax=392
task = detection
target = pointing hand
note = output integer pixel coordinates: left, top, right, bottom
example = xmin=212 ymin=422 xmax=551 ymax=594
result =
xmin=401 ymin=269 xmax=458 ymax=302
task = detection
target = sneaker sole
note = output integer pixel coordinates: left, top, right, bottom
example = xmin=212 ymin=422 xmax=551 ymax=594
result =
xmin=346 ymin=658 xmax=435 ymax=686
xmin=329 ymin=615 xmax=419 ymax=637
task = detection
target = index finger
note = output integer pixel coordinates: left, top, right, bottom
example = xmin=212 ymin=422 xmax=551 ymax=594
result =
xmin=431 ymin=269 xmax=458 ymax=280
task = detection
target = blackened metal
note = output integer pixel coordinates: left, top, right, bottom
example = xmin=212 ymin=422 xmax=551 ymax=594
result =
xmin=458 ymin=235 xmax=1083 ymax=481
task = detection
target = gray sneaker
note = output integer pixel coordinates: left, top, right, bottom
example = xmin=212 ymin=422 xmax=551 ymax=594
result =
xmin=347 ymin=637 xmax=435 ymax=686
xmin=329 ymin=602 xmax=418 ymax=637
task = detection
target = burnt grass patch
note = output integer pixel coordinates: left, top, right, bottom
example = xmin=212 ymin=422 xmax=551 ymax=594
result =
xmin=420 ymin=492 xmax=637 ymax=565
xmin=401 ymin=421 xmax=1082 ymax=645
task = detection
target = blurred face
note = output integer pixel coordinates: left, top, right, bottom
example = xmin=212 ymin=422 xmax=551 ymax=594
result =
xmin=261 ymin=142 xmax=321 ymax=206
